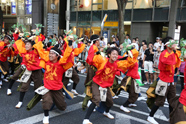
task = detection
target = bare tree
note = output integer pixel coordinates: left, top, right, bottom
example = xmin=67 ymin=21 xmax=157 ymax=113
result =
xmin=116 ymin=0 xmax=128 ymax=44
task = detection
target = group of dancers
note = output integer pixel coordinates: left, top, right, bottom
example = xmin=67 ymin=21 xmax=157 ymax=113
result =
xmin=0 ymin=24 xmax=186 ymax=124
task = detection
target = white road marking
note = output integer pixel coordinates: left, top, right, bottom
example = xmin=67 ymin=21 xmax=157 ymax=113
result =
xmin=113 ymin=111 xmax=149 ymax=124
xmin=77 ymin=94 xmax=168 ymax=122
xmin=118 ymin=90 xmax=170 ymax=107
xmin=115 ymin=114 xmax=131 ymax=124
xmin=113 ymin=104 xmax=168 ymax=122
xmin=10 ymin=102 xmax=83 ymax=124
xmin=26 ymin=74 xmax=174 ymax=123
xmin=9 ymin=100 xmax=152 ymax=124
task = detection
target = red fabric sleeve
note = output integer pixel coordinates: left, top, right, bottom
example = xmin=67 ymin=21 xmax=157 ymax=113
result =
xmin=86 ymin=45 xmax=94 ymax=65
xmin=13 ymin=33 xmax=19 ymax=41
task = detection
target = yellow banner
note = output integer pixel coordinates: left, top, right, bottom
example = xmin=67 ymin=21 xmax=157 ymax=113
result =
xmin=104 ymin=22 xmax=118 ymax=27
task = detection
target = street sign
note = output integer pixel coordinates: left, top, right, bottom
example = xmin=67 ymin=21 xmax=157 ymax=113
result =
xmin=11 ymin=2 xmax=16 ymax=15
xmin=47 ymin=13 xmax=59 ymax=37
xmin=101 ymin=14 xmax=108 ymax=36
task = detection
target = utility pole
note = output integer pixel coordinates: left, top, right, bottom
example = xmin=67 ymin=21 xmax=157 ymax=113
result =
xmin=168 ymin=0 xmax=179 ymax=38
xmin=66 ymin=0 xmax=70 ymax=31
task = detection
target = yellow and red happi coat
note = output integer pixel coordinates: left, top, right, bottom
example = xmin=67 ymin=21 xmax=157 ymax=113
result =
xmin=0 ymin=41 xmax=11 ymax=62
xmin=33 ymin=41 xmax=74 ymax=90
xmin=21 ymin=50 xmax=42 ymax=71
xmin=86 ymin=44 xmax=98 ymax=66
xmin=158 ymin=49 xmax=181 ymax=83
xmin=13 ymin=39 xmax=42 ymax=71
xmin=35 ymin=35 xmax=45 ymax=44
xmin=91 ymin=51 xmax=137 ymax=88
xmin=73 ymin=43 xmax=85 ymax=57
xmin=12 ymin=39 xmax=25 ymax=56
xmin=126 ymin=49 xmax=140 ymax=79
xmin=62 ymin=37 xmax=86 ymax=57
xmin=13 ymin=33 xmax=19 ymax=41
xmin=180 ymin=86 xmax=186 ymax=107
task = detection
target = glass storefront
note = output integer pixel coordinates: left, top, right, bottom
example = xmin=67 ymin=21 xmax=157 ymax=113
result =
xmin=1 ymin=0 xmax=32 ymax=31
xmin=155 ymin=0 xmax=170 ymax=7
xmin=70 ymin=0 xmax=132 ymax=38
xmin=70 ymin=0 xmax=172 ymax=39
xmin=70 ymin=0 xmax=133 ymax=11
xmin=0 ymin=0 xmax=15 ymax=15
xmin=0 ymin=0 xmax=32 ymax=15
xmin=133 ymin=0 xmax=170 ymax=8
xmin=18 ymin=0 xmax=24 ymax=15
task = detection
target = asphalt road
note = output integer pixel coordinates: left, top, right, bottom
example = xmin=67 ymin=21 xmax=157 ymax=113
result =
xmin=0 ymin=74 xmax=182 ymax=124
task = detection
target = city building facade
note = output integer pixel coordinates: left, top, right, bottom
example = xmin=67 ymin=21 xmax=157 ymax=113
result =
xmin=1 ymin=0 xmax=186 ymax=42
xmin=0 ymin=0 xmax=67 ymax=37
xmin=0 ymin=0 xmax=32 ymax=31
xmin=69 ymin=0 xmax=186 ymax=42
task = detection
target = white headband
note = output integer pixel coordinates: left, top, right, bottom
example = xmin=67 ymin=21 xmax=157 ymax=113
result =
xmin=50 ymin=49 xmax=60 ymax=56
xmin=91 ymin=38 xmax=100 ymax=42
xmin=5 ymin=35 xmax=11 ymax=40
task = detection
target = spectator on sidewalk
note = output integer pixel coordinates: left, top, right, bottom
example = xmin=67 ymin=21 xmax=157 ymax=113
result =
xmin=159 ymin=39 xmax=164 ymax=51
xmin=153 ymin=46 xmax=161 ymax=81
xmin=53 ymin=33 xmax=58 ymax=41
xmin=136 ymin=37 xmax=139 ymax=45
xmin=124 ymin=34 xmax=131 ymax=44
xmin=132 ymin=38 xmax=139 ymax=51
xmin=143 ymin=42 xmax=155 ymax=84
xmin=100 ymin=37 xmax=106 ymax=48
xmin=58 ymin=35 xmax=63 ymax=45
xmin=115 ymin=36 xmax=120 ymax=47
xmin=112 ymin=35 xmax=115 ymax=42
xmin=136 ymin=37 xmax=140 ymax=49
xmin=142 ymin=40 xmax=147 ymax=45
xmin=154 ymin=37 xmax=160 ymax=50
xmin=78 ymin=62 xmax=86 ymax=74
xmin=74 ymin=57 xmax=82 ymax=73
xmin=139 ymin=44 xmax=147 ymax=83
xmin=139 ymin=40 xmax=147 ymax=52
xmin=49 ymin=35 xmax=53 ymax=43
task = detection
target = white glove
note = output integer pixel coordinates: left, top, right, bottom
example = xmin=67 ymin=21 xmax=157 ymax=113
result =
xmin=21 ymin=65 xmax=26 ymax=70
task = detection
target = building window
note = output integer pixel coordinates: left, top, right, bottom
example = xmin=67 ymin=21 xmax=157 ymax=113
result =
xmin=103 ymin=0 xmax=117 ymax=10
xmin=6 ymin=1 xmax=11 ymax=15
xmin=70 ymin=0 xmax=78 ymax=11
xmin=126 ymin=0 xmax=133 ymax=9
xmin=11 ymin=1 xmax=16 ymax=15
xmin=18 ymin=0 xmax=25 ymax=15
xmin=0 ymin=0 xmax=17 ymax=15
xmin=92 ymin=0 xmax=102 ymax=10
xmin=25 ymin=0 xmax=32 ymax=15
xmin=1 ymin=2 xmax=7 ymax=14
xmin=133 ymin=0 xmax=153 ymax=8
xmin=79 ymin=0 xmax=91 ymax=11
xmin=25 ymin=17 xmax=32 ymax=25
xmin=17 ymin=17 xmax=24 ymax=24
xmin=155 ymin=0 xmax=170 ymax=7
